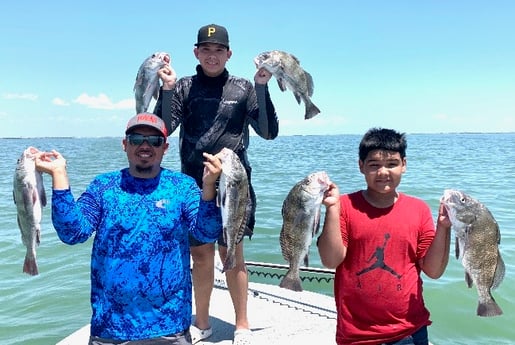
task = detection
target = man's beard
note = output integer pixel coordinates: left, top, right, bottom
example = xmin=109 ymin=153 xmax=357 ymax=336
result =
xmin=135 ymin=164 xmax=154 ymax=175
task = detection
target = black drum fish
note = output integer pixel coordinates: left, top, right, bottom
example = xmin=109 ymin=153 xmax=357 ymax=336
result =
xmin=441 ymin=189 xmax=505 ymax=317
xmin=279 ymin=171 xmax=331 ymax=291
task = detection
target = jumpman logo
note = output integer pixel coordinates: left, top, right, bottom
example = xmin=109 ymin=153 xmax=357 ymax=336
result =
xmin=356 ymin=233 xmax=401 ymax=279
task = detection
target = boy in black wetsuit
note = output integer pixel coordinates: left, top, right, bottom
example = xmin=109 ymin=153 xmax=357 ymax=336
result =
xmin=154 ymin=24 xmax=279 ymax=345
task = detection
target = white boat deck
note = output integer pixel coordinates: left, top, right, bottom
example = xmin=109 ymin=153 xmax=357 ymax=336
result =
xmin=57 ymin=263 xmax=338 ymax=345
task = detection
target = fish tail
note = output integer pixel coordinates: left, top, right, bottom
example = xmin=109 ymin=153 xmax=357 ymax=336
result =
xmin=222 ymin=254 xmax=235 ymax=273
xmin=304 ymin=100 xmax=321 ymax=119
xmin=477 ymin=298 xmax=503 ymax=317
xmin=279 ymin=269 xmax=303 ymax=292
xmin=23 ymin=255 xmax=39 ymax=276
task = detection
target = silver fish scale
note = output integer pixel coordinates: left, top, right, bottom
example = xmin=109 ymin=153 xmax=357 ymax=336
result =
xmin=218 ymin=148 xmax=250 ymax=272
xmin=279 ymin=171 xmax=330 ymax=291
xmin=441 ymin=189 xmax=505 ymax=317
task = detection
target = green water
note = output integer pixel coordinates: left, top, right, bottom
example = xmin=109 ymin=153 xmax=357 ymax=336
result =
xmin=1 ymin=134 xmax=514 ymax=344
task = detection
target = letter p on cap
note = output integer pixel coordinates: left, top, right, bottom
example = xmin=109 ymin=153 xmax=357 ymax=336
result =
xmin=208 ymin=27 xmax=216 ymax=37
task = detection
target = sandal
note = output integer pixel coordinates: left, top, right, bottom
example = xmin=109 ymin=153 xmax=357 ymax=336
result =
xmin=233 ymin=329 xmax=252 ymax=345
xmin=190 ymin=324 xmax=212 ymax=344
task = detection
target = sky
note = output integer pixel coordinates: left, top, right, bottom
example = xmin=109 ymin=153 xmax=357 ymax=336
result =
xmin=1 ymin=1 xmax=514 ymax=137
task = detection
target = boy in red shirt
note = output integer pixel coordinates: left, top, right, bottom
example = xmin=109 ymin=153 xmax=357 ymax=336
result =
xmin=318 ymin=128 xmax=452 ymax=345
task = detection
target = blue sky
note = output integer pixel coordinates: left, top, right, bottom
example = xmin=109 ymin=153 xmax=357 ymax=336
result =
xmin=1 ymin=1 xmax=514 ymax=137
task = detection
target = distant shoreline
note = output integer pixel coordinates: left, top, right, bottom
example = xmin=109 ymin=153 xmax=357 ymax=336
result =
xmin=2 ymin=132 xmax=515 ymax=140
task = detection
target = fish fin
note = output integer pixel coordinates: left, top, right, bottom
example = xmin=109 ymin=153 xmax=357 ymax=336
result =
xmin=290 ymin=54 xmax=301 ymax=65
xmin=496 ymin=222 xmax=501 ymax=244
xmin=40 ymin=191 xmax=47 ymax=207
xmin=491 ymin=255 xmax=506 ymax=289
xmin=312 ymin=206 xmax=322 ymax=237
xmin=303 ymin=254 xmax=309 ymax=267
xmin=454 ymin=237 xmax=460 ymax=259
xmin=279 ymin=269 xmax=303 ymax=292
xmin=465 ymin=272 xmax=473 ymax=288
xmin=134 ymin=71 xmax=144 ymax=89
xmin=36 ymin=228 xmax=41 ymax=246
xmin=16 ymin=216 xmax=24 ymax=243
xmin=477 ymin=298 xmax=503 ymax=317
xmin=293 ymin=92 xmax=302 ymax=105
xmin=305 ymin=71 xmax=315 ymax=96
xmin=276 ymin=78 xmax=287 ymax=92
xmin=152 ymin=84 xmax=161 ymax=100
xmin=23 ymin=256 xmax=39 ymax=276
xmin=37 ymin=172 xmax=47 ymax=207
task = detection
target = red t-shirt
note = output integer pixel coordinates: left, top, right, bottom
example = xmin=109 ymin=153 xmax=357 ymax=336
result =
xmin=334 ymin=191 xmax=435 ymax=345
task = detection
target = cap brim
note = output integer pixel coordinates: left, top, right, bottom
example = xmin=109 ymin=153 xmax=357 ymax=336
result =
xmin=195 ymin=41 xmax=229 ymax=48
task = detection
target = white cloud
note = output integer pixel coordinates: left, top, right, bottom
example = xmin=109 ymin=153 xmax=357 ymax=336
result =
xmin=2 ymin=93 xmax=38 ymax=101
xmin=52 ymin=97 xmax=70 ymax=106
xmin=73 ymin=93 xmax=134 ymax=110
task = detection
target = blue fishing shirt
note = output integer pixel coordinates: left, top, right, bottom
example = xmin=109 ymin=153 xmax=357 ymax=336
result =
xmin=51 ymin=168 xmax=221 ymax=340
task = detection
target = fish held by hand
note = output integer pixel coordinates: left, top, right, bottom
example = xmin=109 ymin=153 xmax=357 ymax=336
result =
xmin=13 ymin=146 xmax=47 ymax=276
xmin=134 ymin=52 xmax=171 ymax=114
xmin=279 ymin=171 xmax=331 ymax=291
xmin=254 ymin=50 xmax=321 ymax=120
xmin=441 ymin=189 xmax=505 ymax=317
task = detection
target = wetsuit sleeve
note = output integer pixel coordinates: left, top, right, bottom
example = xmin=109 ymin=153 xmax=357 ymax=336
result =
xmin=153 ymin=88 xmax=174 ymax=136
xmin=253 ymin=84 xmax=279 ymax=139
xmin=153 ymin=84 xmax=184 ymax=137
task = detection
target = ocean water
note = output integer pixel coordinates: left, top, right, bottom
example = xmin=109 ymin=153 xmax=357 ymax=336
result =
xmin=1 ymin=133 xmax=514 ymax=345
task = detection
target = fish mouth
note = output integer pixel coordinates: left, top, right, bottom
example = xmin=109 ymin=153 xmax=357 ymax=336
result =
xmin=441 ymin=189 xmax=460 ymax=204
xmin=317 ymin=176 xmax=330 ymax=188
xmin=163 ymin=54 xmax=170 ymax=64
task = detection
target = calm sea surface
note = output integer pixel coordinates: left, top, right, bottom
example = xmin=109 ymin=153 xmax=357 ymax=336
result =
xmin=1 ymin=133 xmax=514 ymax=345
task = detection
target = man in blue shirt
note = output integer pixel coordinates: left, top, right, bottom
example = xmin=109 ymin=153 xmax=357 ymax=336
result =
xmin=35 ymin=113 xmax=223 ymax=345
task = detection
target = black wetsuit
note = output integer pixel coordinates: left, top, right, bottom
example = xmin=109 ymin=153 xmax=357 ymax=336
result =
xmin=154 ymin=65 xmax=279 ymax=241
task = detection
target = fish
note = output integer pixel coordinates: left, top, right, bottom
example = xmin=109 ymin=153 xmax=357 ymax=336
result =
xmin=440 ymin=189 xmax=505 ymax=317
xmin=13 ymin=146 xmax=47 ymax=276
xmin=217 ymin=147 xmax=251 ymax=272
xmin=254 ymin=50 xmax=321 ymax=120
xmin=134 ymin=52 xmax=171 ymax=114
xmin=279 ymin=171 xmax=331 ymax=291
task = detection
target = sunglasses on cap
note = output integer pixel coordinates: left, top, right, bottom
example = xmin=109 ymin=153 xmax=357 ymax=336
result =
xmin=126 ymin=134 xmax=165 ymax=147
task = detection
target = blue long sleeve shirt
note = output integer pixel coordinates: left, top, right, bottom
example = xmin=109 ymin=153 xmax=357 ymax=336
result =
xmin=51 ymin=168 xmax=221 ymax=340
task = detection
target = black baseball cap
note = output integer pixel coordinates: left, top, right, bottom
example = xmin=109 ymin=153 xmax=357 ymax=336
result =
xmin=195 ymin=24 xmax=229 ymax=49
